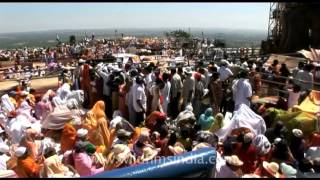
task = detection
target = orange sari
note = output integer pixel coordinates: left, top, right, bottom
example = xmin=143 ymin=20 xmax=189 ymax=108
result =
xmin=60 ymin=122 xmax=77 ymax=153
xmin=15 ymin=155 xmax=40 ymax=178
xmin=83 ymin=101 xmax=112 ymax=151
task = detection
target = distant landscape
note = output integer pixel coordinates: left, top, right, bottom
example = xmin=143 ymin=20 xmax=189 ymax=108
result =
xmin=0 ymin=28 xmax=267 ymax=49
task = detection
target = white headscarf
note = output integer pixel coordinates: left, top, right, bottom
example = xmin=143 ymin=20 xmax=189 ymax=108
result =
xmin=56 ymin=83 xmax=71 ymax=101
xmin=252 ymin=134 xmax=271 ymax=155
xmin=1 ymin=94 xmax=15 ymax=113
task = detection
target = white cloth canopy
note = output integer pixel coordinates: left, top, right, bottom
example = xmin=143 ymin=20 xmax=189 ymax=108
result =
xmin=215 ymin=104 xmax=266 ymax=141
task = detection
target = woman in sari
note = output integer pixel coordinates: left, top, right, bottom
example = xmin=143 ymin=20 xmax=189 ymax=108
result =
xmin=82 ymin=101 xmax=112 ymax=151
xmin=80 ymin=64 xmax=91 ymax=109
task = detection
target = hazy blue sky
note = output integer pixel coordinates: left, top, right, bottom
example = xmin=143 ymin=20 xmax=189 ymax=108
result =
xmin=0 ymin=3 xmax=270 ymax=33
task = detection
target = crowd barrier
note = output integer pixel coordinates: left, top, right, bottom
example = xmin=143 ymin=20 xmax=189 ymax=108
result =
xmin=89 ymin=147 xmax=216 ymax=178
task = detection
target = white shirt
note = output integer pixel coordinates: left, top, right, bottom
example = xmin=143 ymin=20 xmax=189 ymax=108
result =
xmin=295 ymin=70 xmax=313 ymax=91
xmin=161 ymin=81 xmax=171 ymax=103
xmin=170 ymin=73 xmax=183 ymax=98
xmin=97 ymin=68 xmax=111 ymax=96
xmin=145 ymin=73 xmax=153 ymax=94
xmin=182 ymin=76 xmax=195 ymax=101
xmin=287 ymin=90 xmax=301 ymax=109
xmin=218 ymin=66 xmax=233 ymax=81
xmin=0 ymin=154 xmax=10 ymax=170
xmin=132 ymin=84 xmax=147 ymax=112
xmin=232 ymin=78 xmax=252 ymax=109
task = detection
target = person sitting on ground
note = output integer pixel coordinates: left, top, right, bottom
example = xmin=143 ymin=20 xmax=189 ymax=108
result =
xmin=197 ymin=107 xmax=214 ymax=131
xmin=72 ymin=141 xmax=104 ymax=177
xmin=215 ymin=155 xmax=244 ymax=178
xmin=265 ymin=121 xmax=288 ymax=143
xmin=41 ymin=147 xmax=75 ymax=178
xmin=289 ymin=129 xmax=306 ymax=162
xmin=209 ymin=113 xmax=224 ymax=133
xmin=234 ymin=132 xmax=258 ymax=174
xmin=14 ymin=146 xmax=40 ymax=178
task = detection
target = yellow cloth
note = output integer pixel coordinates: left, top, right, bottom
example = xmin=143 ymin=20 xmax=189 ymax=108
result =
xmin=83 ymin=101 xmax=111 ymax=150
xmin=42 ymin=154 xmax=69 ymax=178
xmin=295 ymin=90 xmax=320 ymax=114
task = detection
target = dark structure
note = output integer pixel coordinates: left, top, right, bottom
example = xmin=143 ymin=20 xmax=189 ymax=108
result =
xmin=261 ymin=3 xmax=320 ymax=54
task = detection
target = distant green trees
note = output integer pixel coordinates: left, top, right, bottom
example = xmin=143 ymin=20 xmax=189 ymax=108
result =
xmin=165 ymin=30 xmax=193 ymax=50
xmin=69 ymin=35 xmax=76 ymax=45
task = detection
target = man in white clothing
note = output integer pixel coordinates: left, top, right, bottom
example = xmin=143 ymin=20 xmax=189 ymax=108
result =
xmin=96 ymin=64 xmax=112 ymax=117
xmin=232 ymin=70 xmax=252 ymax=110
xmin=0 ymin=143 xmax=10 ymax=170
xmin=218 ymin=60 xmax=233 ymax=82
xmin=132 ymin=76 xmax=147 ymax=126
xmin=295 ymin=64 xmax=314 ymax=92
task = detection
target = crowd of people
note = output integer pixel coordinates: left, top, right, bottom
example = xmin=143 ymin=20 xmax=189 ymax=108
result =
xmin=0 ymin=56 xmax=319 ymax=178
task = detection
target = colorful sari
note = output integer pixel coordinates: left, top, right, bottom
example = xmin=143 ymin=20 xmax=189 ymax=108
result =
xmin=83 ymin=101 xmax=112 ymax=151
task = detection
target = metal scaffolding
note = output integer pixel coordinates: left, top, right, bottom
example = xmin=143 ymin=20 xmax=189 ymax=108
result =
xmin=267 ymin=3 xmax=285 ymax=41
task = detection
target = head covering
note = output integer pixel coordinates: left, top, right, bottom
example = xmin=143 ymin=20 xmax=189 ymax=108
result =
xmin=220 ymin=59 xmax=229 ymax=66
xmin=280 ymin=163 xmax=297 ymax=178
xmin=204 ymin=108 xmax=213 ymax=117
xmin=74 ymin=141 xmax=86 ymax=152
xmin=117 ymin=129 xmax=132 ymax=138
xmin=242 ymin=174 xmax=260 ymax=178
xmin=42 ymin=106 xmax=73 ymax=130
xmin=292 ymin=129 xmax=303 ymax=138
xmin=0 ymin=143 xmax=9 ymax=153
xmin=263 ymin=161 xmax=281 ymax=178
xmin=20 ymin=91 xmax=29 ymax=96
xmin=1 ymin=94 xmax=15 ymax=112
xmin=243 ymin=132 xmax=254 ymax=143
xmin=273 ymin=137 xmax=282 ymax=145
xmin=15 ymin=146 xmax=27 ymax=157
xmin=225 ymin=155 xmax=243 ymax=166
xmin=91 ymin=101 xmax=106 ymax=120
xmin=252 ymin=134 xmax=271 ymax=155
xmin=192 ymin=142 xmax=211 ymax=151
xmin=110 ymin=116 xmax=122 ymax=129
xmin=184 ymin=67 xmax=192 ymax=75
xmin=305 ymin=146 xmax=320 ymax=159
xmin=85 ymin=144 xmax=96 ymax=155
xmin=185 ymin=104 xmax=193 ymax=112
xmin=168 ymin=142 xmax=186 ymax=155
xmin=77 ymin=128 xmax=88 ymax=138
xmin=140 ymin=147 xmax=159 ymax=162
xmin=138 ymin=131 xmax=150 ymax=144
xmin=109 ymin=144 xmax=134 ymax=167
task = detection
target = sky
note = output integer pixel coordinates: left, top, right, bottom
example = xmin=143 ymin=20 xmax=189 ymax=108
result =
xmin=0 ymin=3 xmax=270 ymax=33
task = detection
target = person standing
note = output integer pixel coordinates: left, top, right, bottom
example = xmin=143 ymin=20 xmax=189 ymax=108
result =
xmin=132 ymin=76 xmax=147 ymax=126
xmin=161 ymin=72 xmax=171 ymax=115
xmin=150 ymin=78 xmax=164 ymax=113
xmin=232 ymin=70 xmax=253 ymax=110
xmin=209 ymin=72 xmax=223 ymax=115
xmin=96 ymin=64 xmax=112 ymax=119
xmin=295 ymin=64 xmax=314 ymax=92
xmin=169 ymin=67 xmax=183 ymax=119
xmin=182 ymin=67 xmax=195 ymax=110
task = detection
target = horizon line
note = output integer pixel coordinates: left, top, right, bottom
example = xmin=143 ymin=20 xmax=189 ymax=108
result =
xmin=0 ymin=27 xmax=267 ymax=34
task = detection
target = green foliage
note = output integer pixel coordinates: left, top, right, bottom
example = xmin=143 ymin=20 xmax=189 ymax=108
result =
xmin=69 ymin=35 xmax=76 ymax=45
